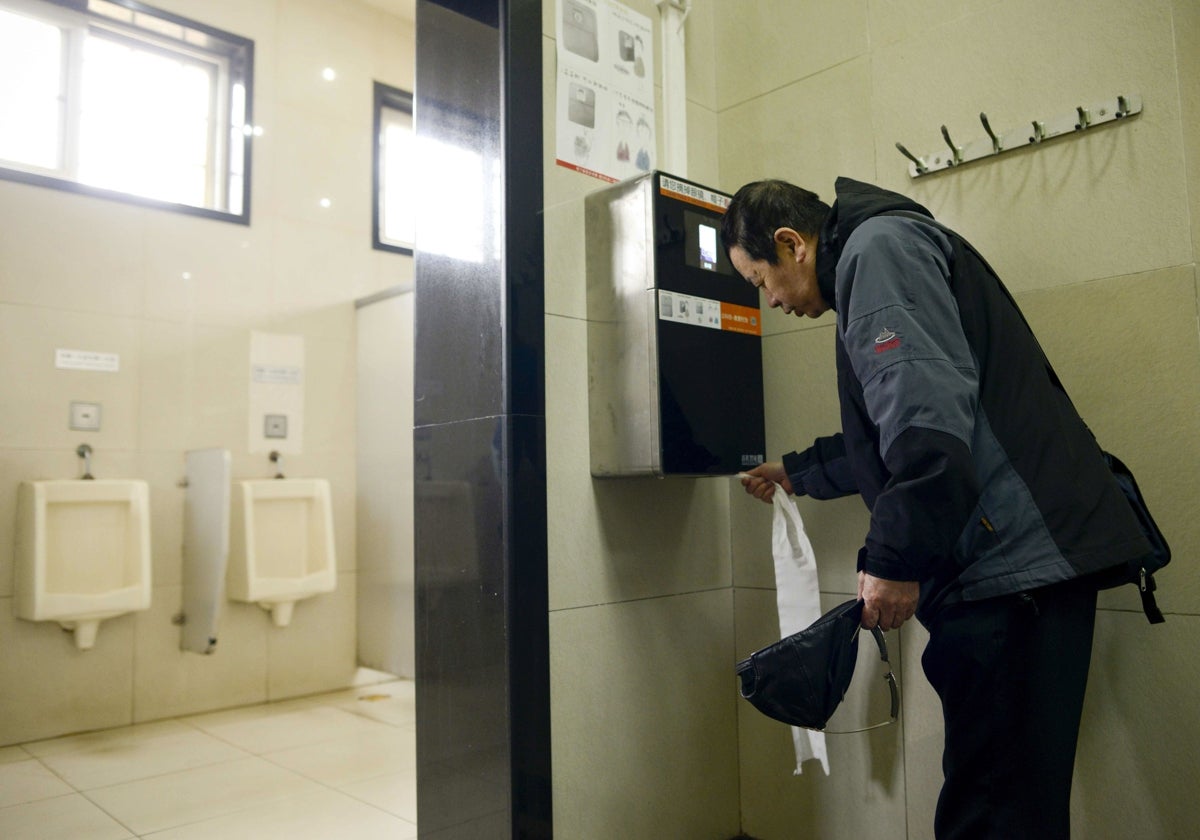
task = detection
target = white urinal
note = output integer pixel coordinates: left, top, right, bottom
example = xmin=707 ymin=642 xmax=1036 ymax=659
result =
xmin=15 ymin=480 xmax=152 ymax=650
xmin=227 ymin=479 xmax=336 ymax=627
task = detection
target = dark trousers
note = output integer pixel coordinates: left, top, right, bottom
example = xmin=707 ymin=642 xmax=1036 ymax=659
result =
xmin=921 ymin=581 xmax=1098 ymax=840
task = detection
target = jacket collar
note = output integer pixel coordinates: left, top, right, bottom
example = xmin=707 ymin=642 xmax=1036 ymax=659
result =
xmin=815 ymin=177 xmax=934 ymax=311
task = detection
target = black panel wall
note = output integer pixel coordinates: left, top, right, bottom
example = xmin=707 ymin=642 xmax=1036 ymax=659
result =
xmin=412 ymin=1 xmax=549 ymax=837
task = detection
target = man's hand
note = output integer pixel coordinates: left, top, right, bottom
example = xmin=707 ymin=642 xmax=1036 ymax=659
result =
xmin=858 ymin=572 xmax=919 ymax=631
xmin=740 ymin=462 xmax=793 ymax=503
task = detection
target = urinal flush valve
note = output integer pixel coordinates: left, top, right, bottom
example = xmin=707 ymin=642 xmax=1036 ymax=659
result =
xmin=269 ymin=450 xmax=285 ymax=479
xmin=76 ymin=444 xmax=95 ymax=480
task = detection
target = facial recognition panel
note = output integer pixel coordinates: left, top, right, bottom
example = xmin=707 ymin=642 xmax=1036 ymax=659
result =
xmin=585 ymin=171 xmax=765 ymax=477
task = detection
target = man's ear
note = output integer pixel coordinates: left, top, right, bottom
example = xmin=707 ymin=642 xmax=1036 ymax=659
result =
xmin=773 ymin=227 xmax=807 ymax=263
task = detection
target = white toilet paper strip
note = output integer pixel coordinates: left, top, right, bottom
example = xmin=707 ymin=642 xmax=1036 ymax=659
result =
xmin=771 ymin=486 xmax=829 ymax=776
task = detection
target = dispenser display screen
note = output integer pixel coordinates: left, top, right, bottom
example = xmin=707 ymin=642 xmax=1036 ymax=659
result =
xmin=683 ymin=209 xmax=733 ymax=276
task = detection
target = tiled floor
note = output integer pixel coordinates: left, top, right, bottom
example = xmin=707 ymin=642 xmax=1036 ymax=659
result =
xmin=0 ymin=674 xmax=417 ymax=839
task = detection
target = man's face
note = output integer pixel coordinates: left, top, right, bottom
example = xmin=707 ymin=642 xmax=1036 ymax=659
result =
xmin=728 ymin=229 xmax=829 ymax=319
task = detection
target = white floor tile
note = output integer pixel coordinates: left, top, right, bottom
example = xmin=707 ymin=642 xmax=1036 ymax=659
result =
xmin=183 ymin=703 xmax=384 ymax=754
xmin=318 ymin=679 xmax=418 ymax=728
xmin=6 ymin=672 xmax=420 ymax=838
xmin=25 ymin=722 xmax=247 ymax=790
xmin=0 ymin=759 xmax=74 ymax=808
xmin=177 ymin=696 xmax=320 ymax=734
xmin=0 ymin=793 xmax=135 ymax=840
xmin=0 ymin=745 xmax=31 ymax=765
xmin=264 ymin=725 xmax=416 ymax=787
xmin=22 ymin=719 xmax=187 ymax=758
xmin=340 ymin=766 xmax=419 ymax=823
xmin=141 ymin=787 xmax=417 ymax=840
xmin=84 ymin=756 xmax=327 ymax=836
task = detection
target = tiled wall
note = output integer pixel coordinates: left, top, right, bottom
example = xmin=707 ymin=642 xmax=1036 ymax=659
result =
xmin=542 ymin=0 xmax=748 ymax=836
xmin=545 ymin=0 xmax=1199 ymax=836
xmin=716 ymin=1 xmax=1200 ymax=838
xmin=0 ymin=0 xmax=415 ymax=747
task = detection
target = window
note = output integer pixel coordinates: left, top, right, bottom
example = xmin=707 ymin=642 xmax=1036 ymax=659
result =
xmin=373 ymin=82 xmax=414 ymax=254
xmin=0 ymin=0 xmax=253 ymax=224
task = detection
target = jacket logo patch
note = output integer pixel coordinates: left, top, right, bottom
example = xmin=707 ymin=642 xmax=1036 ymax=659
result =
xmin=874 ymin=327 xmax=901 ymax=354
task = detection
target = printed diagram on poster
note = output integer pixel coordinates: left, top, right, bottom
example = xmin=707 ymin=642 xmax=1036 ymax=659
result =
xmin=556 ymin=0 xmax=655 ymax=183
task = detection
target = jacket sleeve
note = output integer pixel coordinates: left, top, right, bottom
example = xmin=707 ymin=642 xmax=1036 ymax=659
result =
xmin=782 ymin=434 xmax=859 ymax=499
xmin=838 ymin=217 xmax=982 ymax=581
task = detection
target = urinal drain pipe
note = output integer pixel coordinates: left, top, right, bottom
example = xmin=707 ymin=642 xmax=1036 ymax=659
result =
xmin=76 ymin=443 xmax=95 ymax=480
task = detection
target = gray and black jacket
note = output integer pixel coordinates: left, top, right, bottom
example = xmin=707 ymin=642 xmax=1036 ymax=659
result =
xmin=783 ymin=177 xmax=1151 ymax=620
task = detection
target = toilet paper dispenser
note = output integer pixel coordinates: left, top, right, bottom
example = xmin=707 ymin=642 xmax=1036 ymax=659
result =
xmin=585 ymin=171 xmax=766 ymax=478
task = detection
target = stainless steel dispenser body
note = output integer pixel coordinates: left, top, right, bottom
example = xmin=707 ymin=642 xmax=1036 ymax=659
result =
xmin=586 ymin=172 xmax=765 ymax=477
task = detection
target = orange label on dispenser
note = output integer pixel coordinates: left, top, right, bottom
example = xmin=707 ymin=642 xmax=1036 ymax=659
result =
xmin=719 ymin=302 xmax=762 ymax=336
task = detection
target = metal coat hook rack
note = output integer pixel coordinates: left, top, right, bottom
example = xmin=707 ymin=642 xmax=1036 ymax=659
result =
xmin=896 ymin=93 xmax=1142 ymax=178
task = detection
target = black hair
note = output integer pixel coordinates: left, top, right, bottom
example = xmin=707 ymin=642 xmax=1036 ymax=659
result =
xmin=721 ymin=179 xmax=831 ymax=265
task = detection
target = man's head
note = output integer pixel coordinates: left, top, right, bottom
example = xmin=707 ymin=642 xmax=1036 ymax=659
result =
xmin=721 ymin=180 xmax=833 ymax=319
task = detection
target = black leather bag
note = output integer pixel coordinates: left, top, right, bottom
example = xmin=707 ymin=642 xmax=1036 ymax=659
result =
xmin=735 ymin=599 xmax=898 ymax=732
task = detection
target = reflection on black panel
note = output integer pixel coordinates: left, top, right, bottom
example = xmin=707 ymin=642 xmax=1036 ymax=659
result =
xmin=657 ymin=322 xmax=764 ymax=475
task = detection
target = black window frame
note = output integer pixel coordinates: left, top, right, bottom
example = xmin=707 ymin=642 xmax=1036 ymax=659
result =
xmin=373 ymin=80 xmax=415 ymax=256
xmin=0 ymin=0 xmax=255 ymax=226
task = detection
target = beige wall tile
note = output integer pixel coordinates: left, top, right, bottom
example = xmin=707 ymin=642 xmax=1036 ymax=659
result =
xmin=303 ymin=330 xmax=358 ymax=457
xmin=1073 ymin=610 xmax=1200 ymax=837
xmin=366 ymin=252 xmax=415 ymax=303
xmin=266 ymin=572 xmax=358 ymax=700
xmin=1019 ymin=267 xmax=1200 ymax=616
xmin=0 ymin=599 xmax=135 ymax=746
xmin=273 ymin=0 xmax=384 ymax=120
xmin=1175 ymin=0 xmax=1200 ymax=259
xmin=264 ymin=103 xmax=372 ymax=235
xmin=713 ymin=0 xmax=869 ymax=111
xmin=718 ymin=58 xmax=876 ymax=201
xmin=137 ymin=452 xmax=187 ymax=590
xmin=141 ymin=213 xmax=275 ymax=329
xmin=729 ymin=481 xmax=775 ymax=590
xmin=684 ymin=0 xmax=717 ymax=111
xmin=898 ymin=620 xmax=942 ymax=838
xmin=0 ymin=182 xmax=147 ymax=318
xmin=132 ymin=586 xmax=268 ymax=723
xmin=138 ymin=322 xmax=248 ymax=455
xmin=550 ymin=589 xmax=740 ymax=838
xmin=545 ymin=315 xmax=734 ymax=609
xmin=0 ymin=305 xmax=141 ymax=452
xmin=373 ymin=12 xmax=417 ymax=93
xmin=871 ymin=0 xmax=1189 ymax=292
xmin=685 ymin=101 xmax=720 ymax=188
xmin=867 ymin=0 xmax=1003 ymax=49
xmin=544 ymin=201 xmax=587 ymax=319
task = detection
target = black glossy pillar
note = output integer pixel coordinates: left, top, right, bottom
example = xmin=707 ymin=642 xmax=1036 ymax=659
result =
xmin=412 ymin=0 xmax=548 ymax=837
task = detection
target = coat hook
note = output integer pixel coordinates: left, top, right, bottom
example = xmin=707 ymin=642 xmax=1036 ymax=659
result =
xmin=980 ymin=112 xmax=1002 ymax=153
xmin=1116 ymin=95 xmax=1129 ymax=118
xmin=940 ymin=125 xmax=963 ymax=166
xmin=895 ymin=142 xmax=928 ymax=174
xmin=1074 ymin=106 xmax=1091 ymax=130
xmin=1029 ymin=120 xmax=1046 ymax=144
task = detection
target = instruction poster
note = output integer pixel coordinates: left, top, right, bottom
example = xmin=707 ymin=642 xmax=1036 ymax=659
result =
xmin=555 ymin=0 xmax=655 ymax=183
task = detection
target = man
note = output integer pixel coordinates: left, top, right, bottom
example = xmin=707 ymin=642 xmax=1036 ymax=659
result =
xmin=723 ymin=177 xmax=1152 ymax=839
